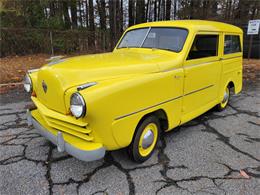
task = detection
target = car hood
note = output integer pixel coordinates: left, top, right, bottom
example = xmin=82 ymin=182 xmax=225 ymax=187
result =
xmin=35 ymin=50 xmax=177 ymax=113
xmin=43 ymin=50 xmax=178 ymax=87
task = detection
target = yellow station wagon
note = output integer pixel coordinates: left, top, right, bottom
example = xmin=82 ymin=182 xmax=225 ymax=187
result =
xmin=25 ymin=20 xmax=243 ymax=162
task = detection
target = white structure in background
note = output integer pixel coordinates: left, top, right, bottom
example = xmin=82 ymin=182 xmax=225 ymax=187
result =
xmin=247 ymin=19 xmax=260 ymax=35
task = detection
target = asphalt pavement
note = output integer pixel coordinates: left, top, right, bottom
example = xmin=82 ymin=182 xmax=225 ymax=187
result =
xmin=0 ymin=81 xmax=259 ymax=195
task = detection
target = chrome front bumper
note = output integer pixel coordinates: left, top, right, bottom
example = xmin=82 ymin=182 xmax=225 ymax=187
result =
xmin=27 ymin=110 xmax=106 ymax=162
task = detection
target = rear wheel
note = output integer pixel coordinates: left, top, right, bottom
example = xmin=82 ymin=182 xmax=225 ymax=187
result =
xmin=128 ymin=116 xmax=160 ymax=163
xmin=216 ymin=86 xmax=230 ymax=111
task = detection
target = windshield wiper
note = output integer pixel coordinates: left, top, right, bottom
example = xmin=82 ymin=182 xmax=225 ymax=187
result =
xmin=149 ymin=47 xmax=176 ymax=53
xmin=117 ymin=46 xmax=137 ymax=49
xmin=117 ymin=47 xmax=128 ymax=49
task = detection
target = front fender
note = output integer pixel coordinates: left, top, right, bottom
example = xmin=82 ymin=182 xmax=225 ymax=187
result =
xmin=70 ymin=71 xmax=180 ymax=149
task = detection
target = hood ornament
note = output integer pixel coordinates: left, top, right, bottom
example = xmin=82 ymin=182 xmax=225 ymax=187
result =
xmin=42 ymin=80 xmax=47 ymax=93
xmin=77 ymin=82 xmax=98 ymax=91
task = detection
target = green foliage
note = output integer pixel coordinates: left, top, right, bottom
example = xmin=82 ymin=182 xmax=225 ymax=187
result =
xmin=0 ymin=10 xmax=26 ymax=27
xmin=0 ymin=28 xmax=49 ymax=57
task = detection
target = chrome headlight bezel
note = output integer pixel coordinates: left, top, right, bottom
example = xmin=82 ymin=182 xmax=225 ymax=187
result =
xmin=23 ymin=74 xmax=32 ymax=93
xmin=70 ymin=92 xmax=86 ymax=118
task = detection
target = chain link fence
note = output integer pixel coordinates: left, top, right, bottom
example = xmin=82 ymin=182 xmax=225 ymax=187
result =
xmin=0 ymin=28 xmax=112 ymax=57
xmin=1 ymin=25 xmax=259 ymax=58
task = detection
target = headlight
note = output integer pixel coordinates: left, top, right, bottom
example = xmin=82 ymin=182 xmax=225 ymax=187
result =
xmin=23 ymin=74 xmax=32 ymax=93
xmin=70 ymin=93 xmax=86 ymax=118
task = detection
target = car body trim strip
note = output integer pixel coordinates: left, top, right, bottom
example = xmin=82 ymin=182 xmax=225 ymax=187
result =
xmin=184 ymin=84 xmax=214 ymax=97
xmin=185 ymin=59 xmax=220 ymax=68
xmin=221 ymin=55 xmax=242 ymax=60
xmin=115 ymin=95 xmax=182 ymax=120
xmin=115 ymin=84 xmax=214 ymax=120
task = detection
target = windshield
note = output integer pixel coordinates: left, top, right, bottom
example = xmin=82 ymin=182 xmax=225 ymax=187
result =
xmin=117 ymin=27 xmax=188 ymax=52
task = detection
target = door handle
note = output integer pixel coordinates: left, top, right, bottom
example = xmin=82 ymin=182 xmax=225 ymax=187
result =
xmin=174 ymin=75 xmax=182 ymax=79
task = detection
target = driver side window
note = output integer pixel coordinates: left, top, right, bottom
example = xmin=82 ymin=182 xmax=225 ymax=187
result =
xmin=187 ymin=34 xmax=219 ymax=60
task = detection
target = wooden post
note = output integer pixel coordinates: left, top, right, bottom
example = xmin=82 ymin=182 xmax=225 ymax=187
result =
xmin=50 ymin=31 xmax=54 ymax=56
xmin=247 ymin=35 xmax=253 ymax=60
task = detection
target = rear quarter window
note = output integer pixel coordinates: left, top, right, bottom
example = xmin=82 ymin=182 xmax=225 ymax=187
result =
xmin=224 ymin=35 xmax=241 ymax=54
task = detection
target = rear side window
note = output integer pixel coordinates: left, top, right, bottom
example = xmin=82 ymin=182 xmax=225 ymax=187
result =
xmin=187 ymin=35 xmax=218 ymax=60
xmin=224 ymin=35 xmax=241 ymax=54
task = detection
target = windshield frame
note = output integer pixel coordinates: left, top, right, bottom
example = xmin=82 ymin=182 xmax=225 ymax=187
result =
xmin=116 ymin=26 xmax=189 ymax=53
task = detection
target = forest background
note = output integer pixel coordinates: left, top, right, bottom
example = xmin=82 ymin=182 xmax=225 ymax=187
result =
xmin=1 ymin=0 xmax=259 ymax=58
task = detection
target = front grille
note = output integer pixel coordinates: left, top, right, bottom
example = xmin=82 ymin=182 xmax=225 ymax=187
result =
xmin=32 ymin=96 xmax=93 ymax=141
xmin=43 ymin=116 xmax=93 ymax=141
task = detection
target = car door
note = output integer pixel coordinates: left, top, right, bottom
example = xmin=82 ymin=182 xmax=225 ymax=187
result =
xmin=220 ymin=33 xmax=243 ymax=96
xmin=181 ymin=32 xmax=222 ymax=123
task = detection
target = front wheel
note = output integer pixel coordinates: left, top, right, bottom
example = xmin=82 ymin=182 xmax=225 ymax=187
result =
xmin=128 ymin=116 xmax=160 ymax=163
xmin=216 ymin=86 xmax=230 ymax=111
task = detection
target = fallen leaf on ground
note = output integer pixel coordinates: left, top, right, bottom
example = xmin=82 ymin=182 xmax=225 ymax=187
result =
xmin=240 ymin=170 xmax=250 ymax=179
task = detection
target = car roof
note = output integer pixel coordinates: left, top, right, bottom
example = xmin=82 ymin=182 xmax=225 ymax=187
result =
xmin=128 ymin=20 xmax=243 ymax=33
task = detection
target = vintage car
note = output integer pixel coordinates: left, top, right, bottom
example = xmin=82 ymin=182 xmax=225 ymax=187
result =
xmin=25 ymin=20 xmax=243 ymax=162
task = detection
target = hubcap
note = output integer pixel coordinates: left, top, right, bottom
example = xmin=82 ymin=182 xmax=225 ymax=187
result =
xmin=142 ymin=129 xmax=154 ymax=149
xmin=221 ymin=87 xmax=230 ymax=108
xmin=138 ymin=123 xmax=158 ymax=157
xmin=222 ymin=91 xmax=229 ymax=103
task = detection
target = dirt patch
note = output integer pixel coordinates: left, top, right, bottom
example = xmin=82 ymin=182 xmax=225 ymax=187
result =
xmin=0 ymin=54 xmax=51 ymax=84
xmin=243 ymin=59 xmax=260 ymax=82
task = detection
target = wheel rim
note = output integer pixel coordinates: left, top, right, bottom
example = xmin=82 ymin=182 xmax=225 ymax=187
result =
xmin=138 ymin=123 xmax=158 ymax=157
xmin=220 ymin=87 xmax=230 ymax=108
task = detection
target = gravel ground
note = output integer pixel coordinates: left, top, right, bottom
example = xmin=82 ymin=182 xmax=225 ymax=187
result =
xmin=0 ymin=80 xmax=259 ymax=195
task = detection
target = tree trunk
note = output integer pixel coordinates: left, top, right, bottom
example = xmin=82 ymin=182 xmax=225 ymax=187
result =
xmin=145 ymin=0 xmax=151 ymax=22
xmin=161 ymin=0 xmax=165 ymax=20
xmin=78 ymin=0 xmax=83 ymax=27
xmin=129 ymin=0 xmax=134 ymax=26
xmin=189 ymin=0 xmax=194 ymax=19
xmin=250 ymin=1 xmax=258 ymax=20
xmin=89 ymin=0 xmax=95 ymax=31
xmin=190 ymin=0 xmax=201 ymax=19
xmin=136 ymin=0 xmax=145 ymax=24
xmin=96 ymin=0 xmax=106 ymax=50
xmin=89 ymin=0 xmax=95 ymax=47
xmin=49 ymin=1 xmax=55 ymax=17
xmin=202 ymin=0 xmax=209 ymax=19
xmin=165 ymin=0 xmax=171 ymax=20
xmin=109 ymin=0 xmax=115 ymax=49
xmin=154 ymin=0 xmax=157 ymax=21
xmin=173 ymin=0 xmax=177 ymax=19
xmin=210 ymin=1 xmax=218 ymax=19
xmin=62 ymin=1 xmax=71 ymax=29
xmin=85 ymin=0 xmax=89 ymax=28
xmin=97 ymin=0 xmax=106 ymax=31
xmin=119 ymin=0 xmax=123 ymax=33
xmin=70 ymin=0 xmax=77 ymax=28
xmin=225 ymin=0 xmax=232 ymax=20
xmin=236 ymin=0 xmax=251 ymax=23
xmin=158 ymin=0 xmax=161 ymax=20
